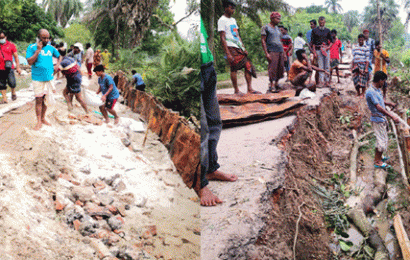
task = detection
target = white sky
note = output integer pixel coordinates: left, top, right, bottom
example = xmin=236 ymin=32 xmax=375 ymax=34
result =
xmin=286 ymin=0 xmax=408 ymax=27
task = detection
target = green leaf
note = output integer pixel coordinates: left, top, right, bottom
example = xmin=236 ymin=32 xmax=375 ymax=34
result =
xmin=339 ymin=240 xmax=353 ymax=252
xmin=364 ymin=245 xmax=375 ymax=256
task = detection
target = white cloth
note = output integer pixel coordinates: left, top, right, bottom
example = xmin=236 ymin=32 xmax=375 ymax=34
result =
xmin=294 ymin=36 xmax=306 ymax=50
xmin=373 ymin=121 xmax=388 ymax=152
xmin=217 ymin=15 xmax=242 ymax=49
xmin=85 ymin=48 xmax=94 ymax=64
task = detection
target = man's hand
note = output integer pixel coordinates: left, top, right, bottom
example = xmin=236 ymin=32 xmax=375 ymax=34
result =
xmin=393 ymin=116 xmax=400 ymax=124
xmin=37 ymin=41 xmax=43 ymax=50
xmin=266 ymin=54 xmax=272 ymax=63
xmin=227 ymin=54 xmax=234 ymax=65
xmin=101 ymin=95 xmax=106 ymax=102
xmin=52 ymin=89 xmax=56 ymax=94
xmin=324 ymin=71 xmax=330 ymax=76
xmin=243 ymin=49 xmax=248 ymax=56
xmin=16 ymin=67 xmax=21 ymax=75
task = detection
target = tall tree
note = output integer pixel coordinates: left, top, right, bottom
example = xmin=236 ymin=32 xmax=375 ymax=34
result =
xmin=85 ymin=0 xmax=159 ymax=56
xmin=324 ymin=0 xmax=343 ymax=14
xmin=343 ymin=10 xmax=360 ymax=32
xmin=42 ymin=0 xmax=83 ymax=28
xmin=363 ymin=0 xmax=399 ymax=40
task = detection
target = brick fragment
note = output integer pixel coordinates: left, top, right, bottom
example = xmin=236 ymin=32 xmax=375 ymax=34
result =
xmin=93 ymin=180 xmax=106 ymax=190
xmin=55 ymin=199 xmax=66 ymax=211
xmin=73 ymin=219 xmax=81 ymax=231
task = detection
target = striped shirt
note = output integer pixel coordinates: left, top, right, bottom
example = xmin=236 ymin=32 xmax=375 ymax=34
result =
xmin=352 ymin=44 xmax=370 ymax=64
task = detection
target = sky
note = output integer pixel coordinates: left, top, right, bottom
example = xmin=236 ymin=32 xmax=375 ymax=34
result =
xmin=286 ymin=0 xmax=408 ymax=27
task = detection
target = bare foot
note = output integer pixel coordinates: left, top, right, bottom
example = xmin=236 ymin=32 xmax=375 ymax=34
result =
xmin=34 ymin=122 xmax=42 ymax=131
xmin=234 ymin=91 xmax=245 ymax=96
xmin=114 ymin=118 xmax=119 ymax=125
xmin=198 ymin=186 xmax=222 ymax=206
xmin=207 ymin=170 xmax=238 ymax=182
xmin=42 ymin=119 xmax=51 ymax=126
xmin=68 ymin=103 xmax=73 ymax=111
xmin=105 ymin=119 xmax=110 ymax=124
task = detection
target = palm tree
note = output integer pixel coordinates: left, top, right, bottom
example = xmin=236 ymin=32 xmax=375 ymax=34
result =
xmin=324 ymin=0 xmax=343 ymax=14
xmin=363 ymin=0 xmax=399 ymax=39
xmin=84 ymin=0 xmax=159 ymax=56
xmin=42 ymin=0 xmax=83 ymax=28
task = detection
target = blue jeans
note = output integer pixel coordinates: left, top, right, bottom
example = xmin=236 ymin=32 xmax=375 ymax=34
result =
xmin=200 ymin=62 xmax=222 ymax=189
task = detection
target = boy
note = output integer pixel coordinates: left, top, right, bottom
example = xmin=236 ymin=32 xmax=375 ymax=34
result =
xmin=329 ymin=29 xmax=342 ymax=84
xmin=93 ymin=65 xmax=120 ymax=124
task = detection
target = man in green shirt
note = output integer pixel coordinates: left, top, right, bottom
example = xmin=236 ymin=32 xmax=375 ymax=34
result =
xmin=200 ymin=17 xmax=238 ymax=206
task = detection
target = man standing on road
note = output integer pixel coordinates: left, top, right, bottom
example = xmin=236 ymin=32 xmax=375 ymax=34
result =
xmin=26 ymin=29 xmax=61 ymax=130
xmin=306 ymin=19 xmax=316 ymax=46
xmin=352 ymin=34 xmax=370 ymax=97
xmin=218 ymin=0 xmax=259 ymax=95
xmin=261 ymin=12 xmax=284 ymax=93
xmin=365 ymin=71 xmax=399 ymax=169
xmin=200 ymin=17 xmax=238 ymax=206
xmin=311 ymin=16 xmax=333 ymax=87
xmin=294 ymin=32 xmax=307 ymax=52
xmin=0 ymin=31 xmax=21 ymax=104
xmin=93 ymin=64 xmax=120 ymax=124
xmin=68 ymin=43 xmax=83 ymax=68
xmin=85 ymin=43 xmax=94 ymax=79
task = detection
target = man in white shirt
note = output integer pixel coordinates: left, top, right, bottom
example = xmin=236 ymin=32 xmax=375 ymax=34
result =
xmin=85 ymin=43 xmax=94 ymax=79
xmin=294 ymin=32 xmax=307 ymax=52
xmin=218 ymin=0 xmax=259 ymax=95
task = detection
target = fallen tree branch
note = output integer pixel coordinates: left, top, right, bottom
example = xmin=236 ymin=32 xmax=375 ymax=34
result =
xmin=349 ymin=130 xmax=359 ymax=186
xmin=293 ymin=202 xmax=305 ymax=260
xmin=390 ymin=119 xmax=409 ymax=187
xmin=358 ymin=131 xmax=374 ymax=141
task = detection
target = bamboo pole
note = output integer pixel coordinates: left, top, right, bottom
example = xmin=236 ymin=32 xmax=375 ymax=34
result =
xmin=391 ymin=119 xmax=410 ymax=187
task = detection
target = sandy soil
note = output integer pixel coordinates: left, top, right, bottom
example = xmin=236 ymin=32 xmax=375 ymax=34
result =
xmin=0 ymin=72 xmax=200 ymax=259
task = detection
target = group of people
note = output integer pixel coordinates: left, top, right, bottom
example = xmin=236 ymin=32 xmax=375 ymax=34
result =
xmin=218 ymin=0 xmax=344 ymax=96
xmin=200 ymin=0 xmax=400 ymax=206
xmin=23 ymin=29 xmax=120 ymax=130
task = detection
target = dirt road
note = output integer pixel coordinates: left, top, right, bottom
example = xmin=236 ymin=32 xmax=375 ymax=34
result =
xmin=0 ymin=74 xmax=200 ymax=259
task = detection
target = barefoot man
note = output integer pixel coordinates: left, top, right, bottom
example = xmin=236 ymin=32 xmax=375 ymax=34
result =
xmin=200 ymin=17 xmax=238 ymax=206
xmin=93 ymin=65 xmax=120 ymax=124
xmin=26 ymin=29 xmax=61 ymax=130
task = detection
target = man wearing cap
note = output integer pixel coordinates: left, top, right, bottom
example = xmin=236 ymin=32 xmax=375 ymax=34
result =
xmin=218 ymin=0 xmax=259 ymax=95
xmin=363 ymin=29 xmax=375 ymax=86
xmin=0 ymin=31 xmax=21 ymax=104
xmin=26 ymin=29 xmax=61 ymax=130
xmin=311 ymin=16 xmax=333 ymax=87
xmin=261 ymin=12 xmax=284 ymax=93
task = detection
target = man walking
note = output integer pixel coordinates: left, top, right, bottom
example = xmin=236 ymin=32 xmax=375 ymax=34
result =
xmin=373 ymin=40 xmax=390 ymax=97
xmin=261 ymin=12 xmax=284 ymax=93
xmin=365 ymin=71 xmax=398 ymax=169
xmin=85 ymin=43 xmax=94 ymax=79
xmin=200 ymin=17 xmax=238 ymax=206
xmin=311 ymin=16 xmax=333 ymax=87
xmin=0 ymin=31 xmax=21 ymax=103
xmin=68 ymin=43 xmax=83 ymax=68
xmin=218 ymin=0 xmax=259 ymax=95
xmin=352 ymin=34 xmax=370 ymax=97
xmin=26 ymin=29 xmax=61 ymax=130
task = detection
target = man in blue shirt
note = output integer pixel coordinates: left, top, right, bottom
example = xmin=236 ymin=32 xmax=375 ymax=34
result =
xmin=131 ymin=69 xmax=145 ymax=91
xmin=93 ymin=65 xmax=120 ymax=124
xmin=365 ymin=71 xmax=398 ymax=169
xmin=26 ymin=29 xmax=61 ymax=130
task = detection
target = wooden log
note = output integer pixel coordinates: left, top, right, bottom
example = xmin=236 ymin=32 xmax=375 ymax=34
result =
xmin=393 ymin=214 xmax=410 ymax=260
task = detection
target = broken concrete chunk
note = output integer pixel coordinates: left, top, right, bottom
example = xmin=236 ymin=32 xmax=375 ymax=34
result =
xmin=80 ymin=164 xmax=91 ymax=175
xmin=121 ymin=138 xmax=131 ymax=147
xmin=113 ymin=179 xmax=126 ymax=192
xmin=103 ymin=174 xmax=121 ymax=186
xmin=71 ymin=186 xmax=96 ymax=202
xmin=107 ymin=216 xmax=123 ymax=231
xmin=135 ymin=196 xmax=147 ymax=208
xmin=96 ymin=191 xmax=114 ymax=206
xmin=90 ymin=238 xmax=113 ymax=259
